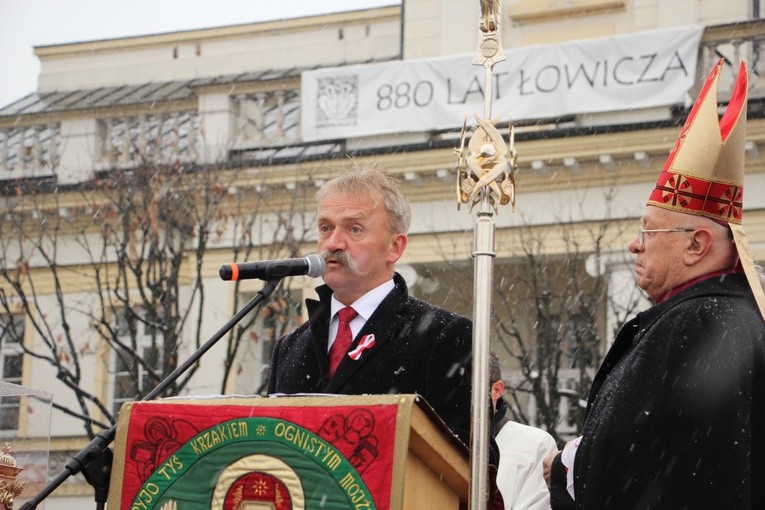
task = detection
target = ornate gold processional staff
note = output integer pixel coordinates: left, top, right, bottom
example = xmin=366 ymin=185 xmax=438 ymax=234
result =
xmin=454 ymin=1 xmax=517 ymax=508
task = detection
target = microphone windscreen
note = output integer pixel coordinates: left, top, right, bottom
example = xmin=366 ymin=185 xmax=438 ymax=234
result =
xmin=305 ymin=254 xmax=326 ymax=278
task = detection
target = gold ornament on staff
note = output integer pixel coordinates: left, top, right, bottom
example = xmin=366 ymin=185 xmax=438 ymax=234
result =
xmin=0 ymin=443 xmax=26 ymax=510
xmin=456 ymin=115 xmax=517 ymax=212
xmin=455 ymin=1 xmax=517 ymax=213
xmin=477 ymin=0 xmax=505 ymax=65
xmin=455 ymin=1 xmax=518 ymax=509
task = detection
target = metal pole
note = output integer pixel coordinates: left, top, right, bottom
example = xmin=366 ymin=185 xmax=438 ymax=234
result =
xmin=454 ymin=2 xmax=517 ymax=508
xmin=484 ymin=66 xmax=494 ymax=119
xmin=471 ymin=62 xmax=496 ymax=509
xmin=470 ymin=193 xmax=495 ymax=509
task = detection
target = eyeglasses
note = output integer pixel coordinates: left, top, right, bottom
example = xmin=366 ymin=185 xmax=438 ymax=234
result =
xmin=636 ymin=228 xmax=695 ymax=248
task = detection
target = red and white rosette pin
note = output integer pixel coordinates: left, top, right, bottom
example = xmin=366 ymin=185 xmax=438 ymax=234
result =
xmin=348 ymin=334 xmax=376 ymax=360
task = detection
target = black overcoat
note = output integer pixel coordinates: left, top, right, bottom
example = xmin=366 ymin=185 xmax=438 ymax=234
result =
xmin=573 ymin=273 xmax=765 ymax=509
xmin=267 ymin=273 xmax=473 ymax=445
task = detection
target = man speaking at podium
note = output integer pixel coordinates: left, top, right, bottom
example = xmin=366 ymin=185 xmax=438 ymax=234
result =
xmin=267 ymin=165 xmax=473 ymax=446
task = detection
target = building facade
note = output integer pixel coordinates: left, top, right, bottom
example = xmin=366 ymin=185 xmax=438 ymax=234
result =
xmin=1 ymin=0 xmax=764 ymax=506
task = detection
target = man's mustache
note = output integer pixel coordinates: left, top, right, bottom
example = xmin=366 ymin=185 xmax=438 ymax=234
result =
xmin=320 ymin=250 xmax=359 ymax=274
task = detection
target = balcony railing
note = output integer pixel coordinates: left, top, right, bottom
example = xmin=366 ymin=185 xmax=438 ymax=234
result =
xmin=232 ymin=90 xmax=301 ymax=149
xmin=95 ymin=111 xmax=199 ymax=170
xmin=0 ymin=124 xmax=59 ymax=181
xmin=698 ymin=20 xmax=765 ymax=97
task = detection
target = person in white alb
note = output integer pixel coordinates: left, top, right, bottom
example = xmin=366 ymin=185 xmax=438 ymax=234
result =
xmin=490 ymin=351 xmax=558 ymax=510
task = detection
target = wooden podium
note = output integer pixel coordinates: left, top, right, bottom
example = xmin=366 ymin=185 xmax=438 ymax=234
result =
xmin=107 ymin=394 xmax=469 ymax=509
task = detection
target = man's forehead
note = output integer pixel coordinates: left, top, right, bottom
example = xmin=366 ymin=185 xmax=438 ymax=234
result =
xmin=642 ymin=205 xmax=682 ymax=224
xmin=318 ymin=196 xmax=382 ymax=220
xmin=317 ymin=208 xmax=370 ymax=221
xmin=641 ymin=205 xmax=660 ymax=223
xmin=319 ymin=191 xmax=382 ymax=213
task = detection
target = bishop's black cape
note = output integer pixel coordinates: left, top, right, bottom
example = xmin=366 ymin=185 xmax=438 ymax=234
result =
xmin=557 ymin=273 xmax=765 ymax=510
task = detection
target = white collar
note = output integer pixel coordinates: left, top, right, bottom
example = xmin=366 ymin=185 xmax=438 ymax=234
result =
xmin=330 ymin=278 xmax=395 ymax=322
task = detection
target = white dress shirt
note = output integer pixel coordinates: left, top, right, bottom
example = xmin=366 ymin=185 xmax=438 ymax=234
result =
xmin=327 ymin=279 xmax=395 ymax=352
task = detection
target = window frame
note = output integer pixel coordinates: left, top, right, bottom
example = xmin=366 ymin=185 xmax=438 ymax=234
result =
xmin=0 ymin=314 xmax=25 ymax=434
xmin=110 ymin=310 xmax=163 ymax=417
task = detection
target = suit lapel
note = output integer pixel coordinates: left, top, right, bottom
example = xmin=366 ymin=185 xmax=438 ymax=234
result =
xmin=306 ymin=298 xmax=332 ymax=385
xmin=325 ymin=279 xmax=408 ymax=392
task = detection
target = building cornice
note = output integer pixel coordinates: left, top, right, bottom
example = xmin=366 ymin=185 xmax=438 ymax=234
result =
xmin=33 ymin=6 xmax=401 ymax=59
xmin=507 ymin=0 xmax=625 ymax=24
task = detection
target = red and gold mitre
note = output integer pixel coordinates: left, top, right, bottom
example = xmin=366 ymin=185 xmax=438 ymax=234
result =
xmin=648 ymin=59 xmax=747 ymax=223
xmin=649 ymin=59 xmax=765 ymax=321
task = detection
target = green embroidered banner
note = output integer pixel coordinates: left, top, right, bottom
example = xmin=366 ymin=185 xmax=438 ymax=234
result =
xmin=113 ymin=399 xmax=399 ymax=510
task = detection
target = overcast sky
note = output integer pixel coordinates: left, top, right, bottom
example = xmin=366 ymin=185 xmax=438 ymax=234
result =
xmin=0 ymin=0 xmax=399 ymax=107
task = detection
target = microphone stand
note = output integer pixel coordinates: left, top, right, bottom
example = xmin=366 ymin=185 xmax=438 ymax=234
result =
xmin=20 ymin=280 xmax=280 ymax=510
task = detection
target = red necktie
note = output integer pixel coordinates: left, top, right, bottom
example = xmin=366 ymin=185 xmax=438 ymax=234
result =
xmin=328 ymin=307 xmax=358 ymax=378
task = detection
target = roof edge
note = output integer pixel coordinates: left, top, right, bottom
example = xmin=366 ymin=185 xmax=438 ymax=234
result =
xmin=34 ymin=5 xmax=401 ymax=58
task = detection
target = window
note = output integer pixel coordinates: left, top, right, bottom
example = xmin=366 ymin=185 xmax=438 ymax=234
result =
xmin=258 ymin=292 xmax=304 ymax=394
xmin=112 ymin=311 xmax=162 ymax=417
xmin=0 ymin=315 xmax=24 ymax=432
xmin=258 ymin=335 xmax=279 ymax=394
xmin=230 ymin=290 xmax=303 ymax=396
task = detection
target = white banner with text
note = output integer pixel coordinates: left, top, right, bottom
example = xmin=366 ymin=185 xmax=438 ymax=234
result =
xmin=301 ymin=25 xmax=704 ymax=142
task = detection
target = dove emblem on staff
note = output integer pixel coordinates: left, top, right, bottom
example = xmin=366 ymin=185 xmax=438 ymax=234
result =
xmin=456 ymin=114 xmax=517 ymax=211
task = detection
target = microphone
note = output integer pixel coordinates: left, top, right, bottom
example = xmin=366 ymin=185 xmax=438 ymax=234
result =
xmin=219 ymin=254 xmax=326 ymax=281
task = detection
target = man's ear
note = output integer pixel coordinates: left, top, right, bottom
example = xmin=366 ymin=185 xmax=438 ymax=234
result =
xmin=491 ymin=380 xmax=505 ymax=403
xmin=387 ymin=233 xmax=408 ymax=264
xmin=684 ymin=228 xmax=714 ymax=265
